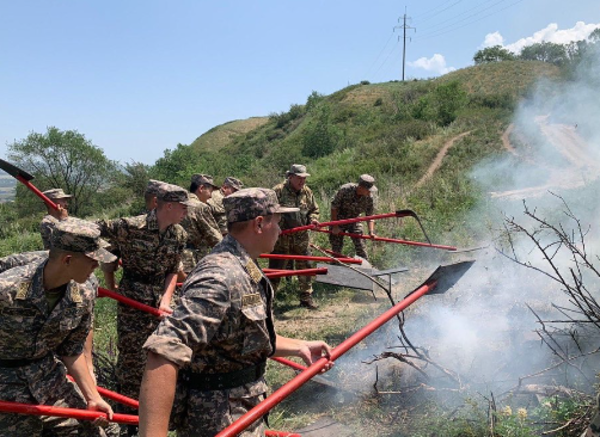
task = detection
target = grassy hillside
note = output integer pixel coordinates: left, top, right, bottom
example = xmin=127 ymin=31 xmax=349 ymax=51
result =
xmin=152 ymin=60 xmax=561 ymax=258
xmin=189 ymin=116 xmax=270 ymax=152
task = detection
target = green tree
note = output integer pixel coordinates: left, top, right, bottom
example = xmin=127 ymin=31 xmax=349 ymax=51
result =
xmin=473 ymin=45 xmax=515 ymax=64
xmin=520 ymin=42 xmax=569 ymax=66
xmin=8 ymin=127 xmax=118 ymax=216
xmin=301 ymin=103 xmax=341 ymax=158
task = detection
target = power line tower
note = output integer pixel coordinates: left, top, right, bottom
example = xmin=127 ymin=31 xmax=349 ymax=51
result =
xmin=394 ymin=8 xmax=416 ymax=81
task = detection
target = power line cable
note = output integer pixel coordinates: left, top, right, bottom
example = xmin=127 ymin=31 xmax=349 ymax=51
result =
xmin=413 ymin=0 xmax=460 ymax=19
xmin=418 ymin=0 xmax=463 ymax=24
xmin=373 ymin=40 xmax=401 ymax=82
xmin=414 ymin=0 xmax=524 ymax=42
xmin=363 ymin=31 xmax=395 ymax=79
xmin=416 ymin=0 xmax=511 ymax=36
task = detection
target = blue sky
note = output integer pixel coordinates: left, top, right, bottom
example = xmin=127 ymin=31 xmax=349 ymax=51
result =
xmin=1 ymin=1 xmax=598 ymax=165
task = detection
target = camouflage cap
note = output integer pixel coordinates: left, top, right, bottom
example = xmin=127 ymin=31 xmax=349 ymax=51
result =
xmin=223 ymin=176 xmax=244 ymax=191
xmin=191 ymin=173 xmax=219 ymax=189
xmin=223 ymin=187 xmax=299 ymax=223
xmin=358 ymin=174 xmax=377 ymax=192
xmin=285 ymin=164 xmax=310 ymax=178
xmin=145 ymin=179 xmax=165 ymax=196
xmin=157 ymin=183 xmax=195 ymax=206
xmin=42 ymin=188 xmax=73 ymax=200
xmin=51 ymin=220 xmax=116 ymax=263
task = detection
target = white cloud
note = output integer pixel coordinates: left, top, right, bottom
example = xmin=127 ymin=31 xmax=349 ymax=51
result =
xmin=480 ymin=21 xmax=600 ymax=54
xmin=408 ymin=54 xmax=456 ymax=75
xmin=480 ymin=31 xmax=504 ymax=49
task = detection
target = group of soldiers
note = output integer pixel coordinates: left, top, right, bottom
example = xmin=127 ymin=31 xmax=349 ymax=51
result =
xmin=0 ymin=165 xmax=378 ymax=437
xmin=1 ymin=163 xmax=599 ymax=437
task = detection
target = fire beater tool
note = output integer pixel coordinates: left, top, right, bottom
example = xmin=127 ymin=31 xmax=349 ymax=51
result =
xmin=215 ymin=260 xmax=475 ymax=437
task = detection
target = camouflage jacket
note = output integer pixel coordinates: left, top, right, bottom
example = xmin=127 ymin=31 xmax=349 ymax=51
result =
xmin=181 ymin=193 xmax=222 ymax=253
xmin=0 ymin=260 xmax=95 ymax=361
xmin=144 ymin=234 xmax=276 ymax=376
xmin=331 ymin=183 xmax=375 ymax=220
xmin=207 ymin=189 xmax=227 ymax=235
xmin=0 ymin=251 xmax=48 ymax=273
xmin=273 ymin=180 xmax=320 ymax=230
xmin=40 ymin=214 xmax=60 ymax=250
xmin=96 ymin=209 xmax=187 ymax=289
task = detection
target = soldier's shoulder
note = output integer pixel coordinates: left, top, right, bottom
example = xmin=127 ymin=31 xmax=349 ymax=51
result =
xmin=338 ymin=183 xmax=355 ymax=192
xmin=0 ymin=263 xmax=39 ymax=293
xmin=272 ymin=182 xmax=285 ymax=193
xmin=41 ymin=215 xmax=59 ymax=224
xmin=0 ymin=251 xmax=48 ymax=274
xmin=123 ymin=214 xmax=148 ymax=228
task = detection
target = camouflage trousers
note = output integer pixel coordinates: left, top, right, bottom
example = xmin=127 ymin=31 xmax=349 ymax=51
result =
xmin=174 ymin=380 xmax=267 ymax=437
xmin=0 ymin=355 xmax=107 ymax=437
xmin=329 ymin=222 xmax=368 ymax=259
xmin=582 ymin=392 xmax=600 ymax=437
xmin=116 ymin=303 xmax=160 ymax=415
xmin=269 ymin=232 xmax=313 ymax=299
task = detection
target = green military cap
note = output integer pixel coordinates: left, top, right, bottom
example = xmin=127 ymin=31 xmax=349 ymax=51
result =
xmin=358 ymin=174 xmax=377 ymax=192
xmin=223 ymin=176 xmax=244 ymax=191
xmin=157 ymin=183 xmax=195 ymax=206
xmin=191 ymin=173 xmax=219 ymax=189
xmin=223 ymin=187 xmax=299 ymax=223
xmin=42 ymin=188 xmax=73 ymax=200
xmin=285 ymin=164 xmax=310 ymax=178
xmin=145 ymin=179 xmax=165 ymax=196
xmin=51 ymin=220 xmax=116 ymax=263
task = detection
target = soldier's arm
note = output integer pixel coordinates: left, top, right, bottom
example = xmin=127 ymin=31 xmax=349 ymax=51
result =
xmin=272 ymin=335 xmax=334 ymax=371
xmin=83 ymin=330 xmax=96 ymax=384
xmin=308 ymin=191 xmax=320 ymax=224
xmin=62 ymin=353 xmax=113 ymax=422
xmin=158 ymin=273 xmax=177 ymax=317
xmin=139 ymin=352 xmax=178 ymax=437
xmin=366 ymin=197 xmax=375 ymax=236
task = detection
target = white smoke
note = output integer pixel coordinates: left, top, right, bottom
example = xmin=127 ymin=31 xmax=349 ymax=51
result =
xmin=330 ymin=45 xmax=600 ymax=407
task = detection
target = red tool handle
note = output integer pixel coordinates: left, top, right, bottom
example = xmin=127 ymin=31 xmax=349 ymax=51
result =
xmin=97 ymin=287 xmax=165 ymax=318
xmin=270 ymin=357 xmax=307 ymax=372
xmin=259 ymin=254 xmax=362 ymax=264
xmin=0 ymin=400 xmax=139 ymax=425
xmin=265 ymin=431 xmax=302 ymax=437
xmin=280 ymin=212 xmax=401 ymax=235
xmin=313 ymin=228 xmax=457 ymax=251
xmin=216 ymin=280 xmax=438 ymax=437
xmin=15 ymin=175 xmax=59 ymax=210
xmin=66 ymin=376 xmax=139 ymax=409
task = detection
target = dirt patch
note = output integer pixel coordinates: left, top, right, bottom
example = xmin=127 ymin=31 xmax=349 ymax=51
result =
xmin=414 ymin=131 xmax=471 ymax=189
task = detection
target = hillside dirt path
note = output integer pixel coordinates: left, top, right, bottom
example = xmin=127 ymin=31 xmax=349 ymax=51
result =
xmin=415 ymin=131 xmax=471 ymax=189
xmin=491 ymin=116 xmax=600 ymax=200
xmin=501 ymin=124 xmax=518 ymax=155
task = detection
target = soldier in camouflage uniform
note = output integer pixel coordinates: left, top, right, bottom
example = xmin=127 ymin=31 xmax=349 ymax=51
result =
xmin=329 ymin=174 xmax=378 ymax=260
xmin=0 ymin=220 xmax=116 ymax=436
xmin=101 ymin=179 xmax=167 ymax=292
xmin=207 ymin=176 xmax=244 ymax=236
xmin=180 ymin=174 xmax=223 ymax=274
xmin=139 ymin=188 xmax=333 ymax=437
xmin=269 ymin=164 xmax=320 ymax=309
xmin=96 ymin=183 xmax=190 ymax=435
xmin=40 ymin=188 xmax=72 ymax=250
